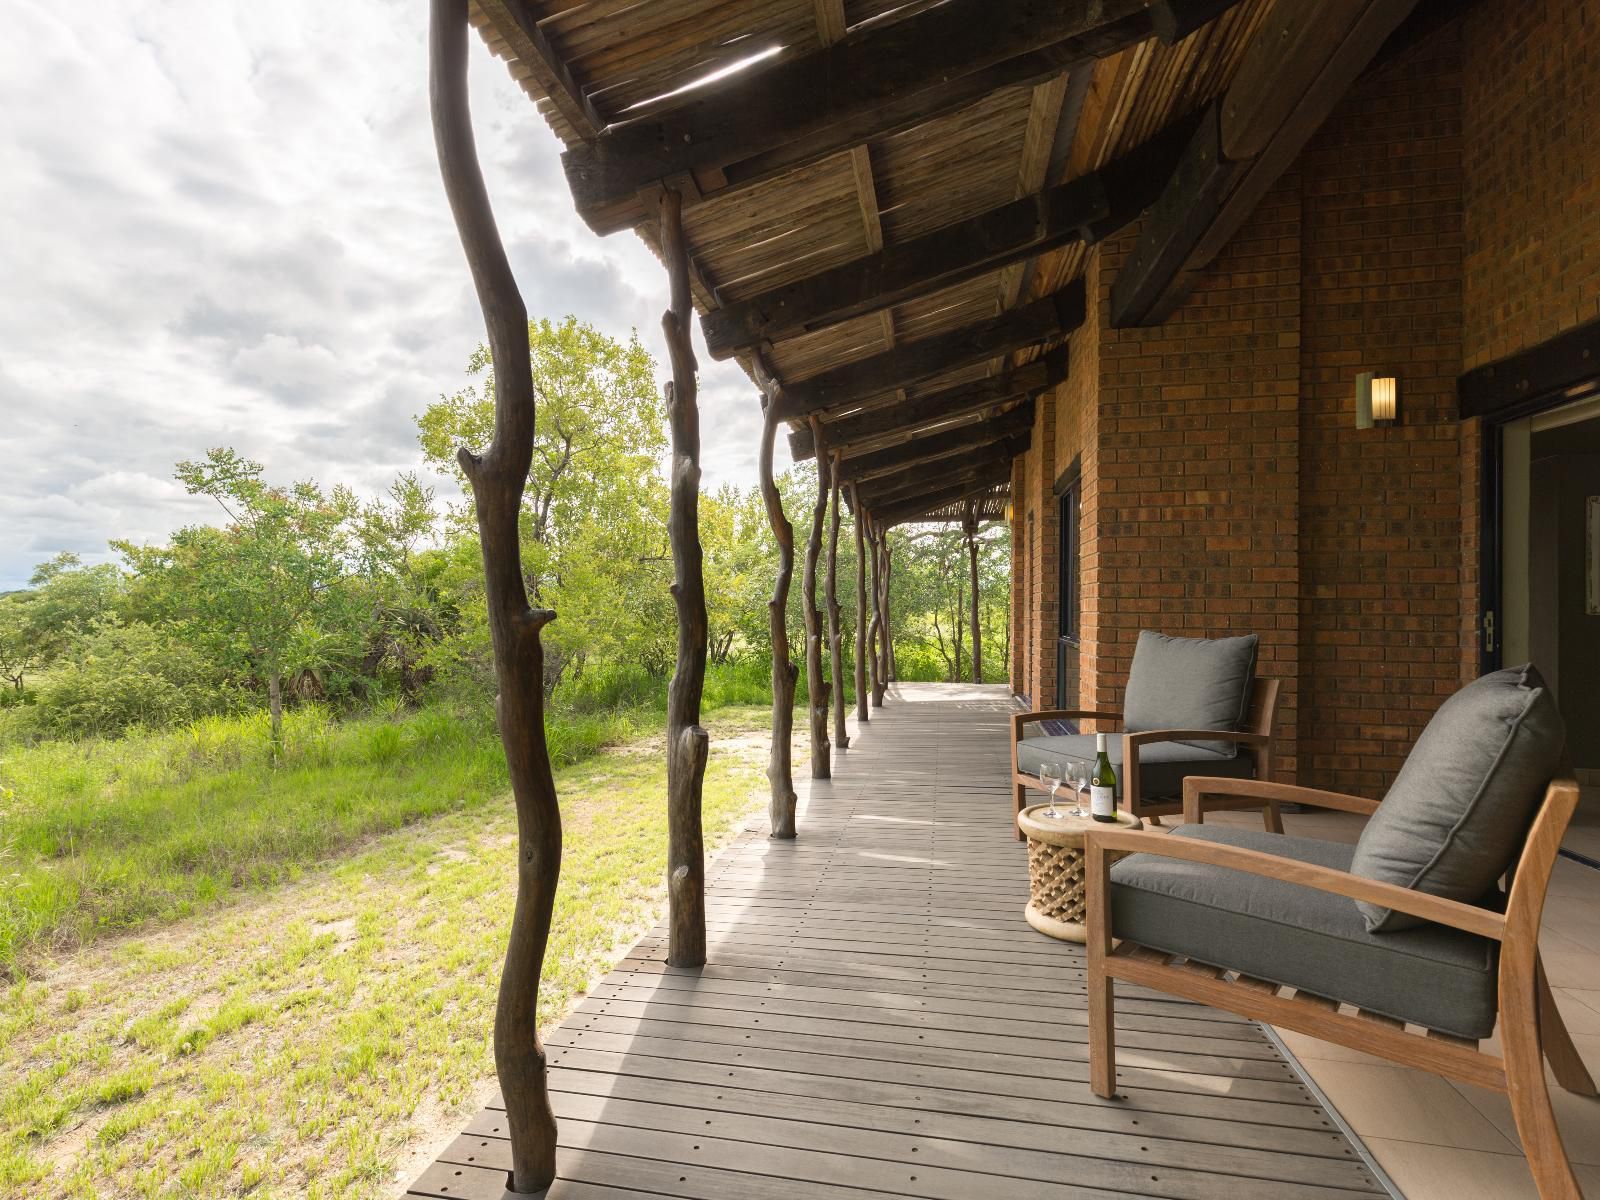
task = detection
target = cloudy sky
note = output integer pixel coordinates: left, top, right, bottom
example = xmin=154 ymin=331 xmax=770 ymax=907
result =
xmin=0 ymin=2 xmax=768 ymax=591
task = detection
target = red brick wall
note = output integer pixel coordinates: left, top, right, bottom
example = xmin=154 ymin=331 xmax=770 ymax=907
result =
xmin=1296 ymin=30 xmax=1468 ymax=794
xmin=1086 ymin=175 xmax=1304 ymax=780
xmin=1008 ymin=7 xmax=1595 ymax=792
xmin=1460 ymin=0 xmax=1600 ymax=369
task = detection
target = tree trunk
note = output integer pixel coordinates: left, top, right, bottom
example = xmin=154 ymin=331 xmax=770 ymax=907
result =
xmin=267 ymin=669 xmax=284 ymax=757
xmin=883 ymin=538 xmax=897 ymax=683
xmin=759 ymin=397 xmax=799 ymax=837
xmin=825 ymin=450 xmax=850 ymax=750
xmin=851 ymin=485 xmax=869 ymax=724
xmin=659 ymin=188 xmax=708 ymax=969
xmin=866 ymin=516 xmax=885 ymax=707
xmin=430 ymin=4 xmax=561 ymax=1190
xmin=801 ymin=421 xmax=831 ymax=779
xmin=965 ymin=507 xmax=982 ymax=684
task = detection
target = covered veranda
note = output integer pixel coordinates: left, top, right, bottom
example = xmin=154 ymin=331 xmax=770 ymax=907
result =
xmin=407 ymin=685 xmax=1388 ymax=1199
xmin=415 ymin=0 xmax=1600 ymax=1197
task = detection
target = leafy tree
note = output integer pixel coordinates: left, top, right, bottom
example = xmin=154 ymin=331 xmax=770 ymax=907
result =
xmin=24 ymin=553 xmax=123 ymax=662
xmin=417 ymin=316 xmax=669 ymax=692
xmin=0 ymin=594 xmax=41 ymax=691
xmin=118 ymin=448 xmax=365 ymax=753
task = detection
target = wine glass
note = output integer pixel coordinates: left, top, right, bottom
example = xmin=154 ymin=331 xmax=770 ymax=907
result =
xmin=1066 ymin=762 xmax=1087 ymax=819
xmin=1038 ymin=760 xmax=1064 ymax=819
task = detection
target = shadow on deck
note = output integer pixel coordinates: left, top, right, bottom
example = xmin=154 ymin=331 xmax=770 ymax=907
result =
xmin=405 ymin=683 xmax=1383 ymax=1199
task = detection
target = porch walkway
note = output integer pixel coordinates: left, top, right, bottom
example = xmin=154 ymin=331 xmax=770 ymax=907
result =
xmin=405 ymin=684 xmax=1384 ymax=1199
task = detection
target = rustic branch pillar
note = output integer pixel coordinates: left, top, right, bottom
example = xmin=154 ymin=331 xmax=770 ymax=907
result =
xmin=866 ymin=514 xmax=885 ymax=707
xmin=659 ymin=188 xmax=708 ymax=968
xmin=759 ymin=396 xmax=799 ymax=837
xmin=964 ymin=504 xmax=982 ymax=684
xmin=883 ymin=534 xmax=897 ymax=684
xmin=850 ymin=484 xmax=869 ymax=725
xmin=429 ymin=2 xmax=558 ymax=1189
xmin=801 ymin=418 xmax=831 ymax=779
xmin=826 ymin=450 xmax=850 ymax=749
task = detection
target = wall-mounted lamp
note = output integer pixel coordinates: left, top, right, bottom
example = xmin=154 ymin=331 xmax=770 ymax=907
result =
xmin=1004 ymin=498 xmax=1015 ymax=522
xmin=1355 ymin=372 xmax=1400 ymax=429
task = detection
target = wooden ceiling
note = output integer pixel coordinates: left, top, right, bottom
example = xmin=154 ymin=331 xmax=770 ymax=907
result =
xmin=468 ymin=0 xmax=1418 ymax=523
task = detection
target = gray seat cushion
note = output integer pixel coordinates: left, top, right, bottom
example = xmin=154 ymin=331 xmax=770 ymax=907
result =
xmin=1017 ymin=733 xmax=1255 ymax=801
xmin=1350 ymin=663 xmax=1565 ymax=933
xmin=1111 ymin=824 xmax=1500 ymax=1039
xmin=1123 ymin=630 xmax=1258 ymax=757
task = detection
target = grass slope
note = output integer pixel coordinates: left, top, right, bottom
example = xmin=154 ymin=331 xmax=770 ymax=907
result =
xmin=0 ymin=707 xmax=773 ymax=1197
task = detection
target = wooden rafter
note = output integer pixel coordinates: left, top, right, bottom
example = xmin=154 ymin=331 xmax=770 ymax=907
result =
xmin=474 ymin=0 xmax=603 ymax=139
xmin=702 ymin=120 xmax=1191 ymax=360
xmin=880 ymin=475 xmax=1013 ymax=526
xmin=1110 ymin=0 xmax=1420 ymax=326
xmin=839 ymin=410 xmax=1033 ymax=483
xmin=775 ymin=282 xmax=1084 ymax=420
xmin=788 ymin=353 xmax=1062 ymax=461
xmin=561 ymin=0 xmax=1186 ymax=235
xmin=859 ymin=446 xmax=1017 ymax=508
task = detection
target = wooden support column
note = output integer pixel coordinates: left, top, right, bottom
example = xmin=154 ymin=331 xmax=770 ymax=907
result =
xmin=826 ymin=450 xmax=850 ymax=750
xmin=884 ymin=537 xmax=897 ymax=683
xmin=964 ymin=503 xmax=983 ymax=684
xmin=760 ymin=397 xmax=799 ymax=838
xmin=866 ymin=515 xmax=885 ymax=707
xmin=802 ymin=419 xmax=832 ymax=779
xmin=658 ymin=188 xmax=708 ymax=969
xmin=851 ymin=484 xmax=869 ymax=724
xmin=428 ymin=2 xmax=559 ymax=1189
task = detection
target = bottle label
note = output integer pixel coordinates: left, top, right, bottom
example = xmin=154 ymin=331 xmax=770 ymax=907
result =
xmin=1090 ymin=785 xmax=1115 ymax=817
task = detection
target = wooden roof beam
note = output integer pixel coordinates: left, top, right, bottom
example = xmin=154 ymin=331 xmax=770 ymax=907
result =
xmin=1109 ymin=0 xmax=1420 ymax=327
xmin=476 ymin=0 xmax=604 ymax=139
xmin=788 ymin=350 xmax=1065 ymax=461
xmin=839 ymin=406 xmax=1034 ymax=483
xmin=858 ymin=445 xmax=1017 ymax=509
xmin=561 ymin=0 xmax=1245 ymax=235
xmin=702 ymin=115 xmax=1196 ymax=360
xmin=877 ymin=474 xmax=1016 ymax=527
xmin=775 ymin=281 xmax=1084 ymax=421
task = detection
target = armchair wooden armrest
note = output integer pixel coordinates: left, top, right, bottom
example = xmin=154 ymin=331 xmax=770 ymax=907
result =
xmin=1182 ymin=776 xmax=1379 ymax=824
xmin=1082 ymin=825 xmax=1504 ymax=940
xmin=1123 ymin=729 xmax=1269 ymax=750
xmin=1012 ymin=709 xmax=1123 ymax=737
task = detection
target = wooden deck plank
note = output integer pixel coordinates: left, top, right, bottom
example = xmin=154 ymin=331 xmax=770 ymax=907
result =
xmin=407 ymin=685 xmax=1382 ymax=1198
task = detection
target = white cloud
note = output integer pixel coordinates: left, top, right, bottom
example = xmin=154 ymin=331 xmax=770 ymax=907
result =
xmin=0 ymin=0 xmax=774 ymax=590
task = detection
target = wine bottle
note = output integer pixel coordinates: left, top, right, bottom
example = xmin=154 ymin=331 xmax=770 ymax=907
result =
xmin=1090 ymin=732 xmax=1118 ymax=822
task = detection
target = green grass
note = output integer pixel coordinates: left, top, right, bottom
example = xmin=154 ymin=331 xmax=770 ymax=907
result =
xmin=0 ymin=707 xmax=775 ymax=1198
xmin=0 ymin=697 xmax=667 ymax=979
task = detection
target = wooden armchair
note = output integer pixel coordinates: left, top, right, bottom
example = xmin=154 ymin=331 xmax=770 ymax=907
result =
xmin=1084 ymin=774 xmax=1597 ymax=1199
xmin=1011 ymin=676 xmax=1280 ymax=836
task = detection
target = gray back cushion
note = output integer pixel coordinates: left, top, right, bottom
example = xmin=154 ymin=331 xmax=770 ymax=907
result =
xmin=1122 ymin=630 xmax=1258 ymax=757
xmin=1350 ymin=664 xmax=1565 ymax=933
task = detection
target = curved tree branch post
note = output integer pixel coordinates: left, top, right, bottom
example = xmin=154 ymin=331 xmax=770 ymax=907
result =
xmin=825 ymin=448 xmax=850 ymax=750
xmin=964 ymin=502 xmax=982 ymax=684
xmin=866 ymin=514 xmax=886 ymax=707
xmin=759 ymin=396 xmax=800 ymax=837
xmin=659 ymin=187 xmax=708 ymax=968
xmin=801 ymin=419 xmax=832 ymax=779
xmin=850 ymin=484 xmax=870 ymax=725
xmin=429 ymin=2 xmax=559 ymax=1189
xmin=884 ymin=534 xmax=898 ymax=684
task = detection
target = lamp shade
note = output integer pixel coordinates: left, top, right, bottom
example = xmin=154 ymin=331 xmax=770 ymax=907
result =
xmin=1371 ymin=376 xmax=1398 ymax=424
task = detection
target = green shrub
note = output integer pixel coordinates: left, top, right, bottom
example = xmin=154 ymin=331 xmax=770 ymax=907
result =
xmin=33 ymin=624 xmax=238 ymax=740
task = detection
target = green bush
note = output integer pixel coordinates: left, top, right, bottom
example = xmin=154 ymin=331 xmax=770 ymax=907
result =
xmin=34 ymin=624 xmax=239 ymax=740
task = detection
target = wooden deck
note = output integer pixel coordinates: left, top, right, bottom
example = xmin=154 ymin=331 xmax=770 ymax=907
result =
xmin=406 ymin=684 xmax=1386 ymax=1200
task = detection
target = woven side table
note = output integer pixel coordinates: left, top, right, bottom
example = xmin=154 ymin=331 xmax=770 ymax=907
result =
xmin=1016 ymin=804 xmax=1142 ymax=942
